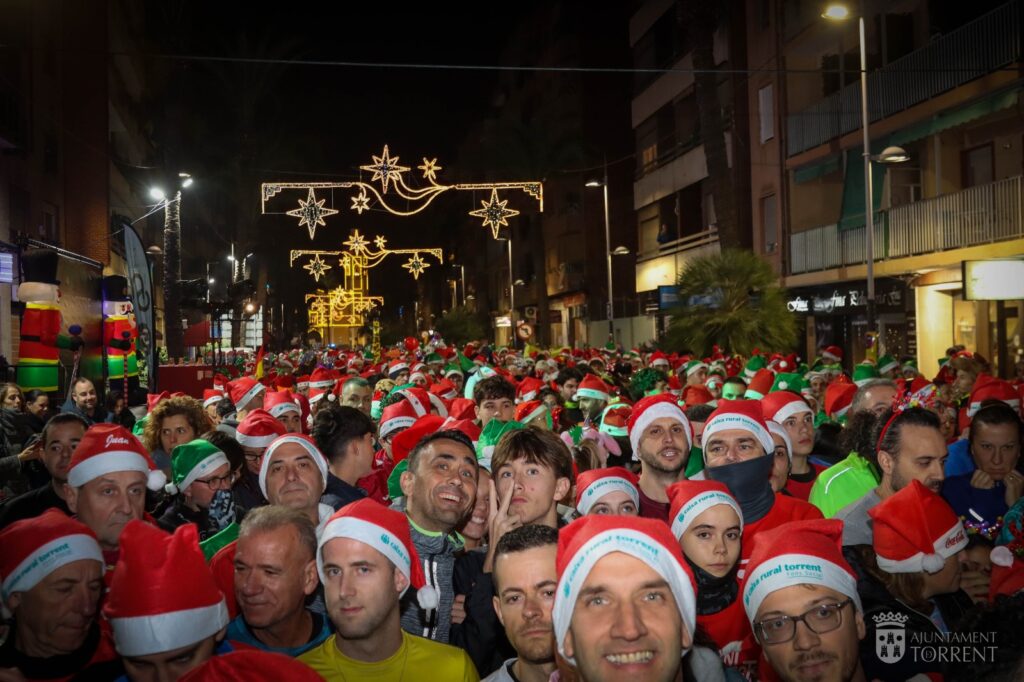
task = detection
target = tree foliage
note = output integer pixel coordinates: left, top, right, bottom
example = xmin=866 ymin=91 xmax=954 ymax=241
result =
xmin=435 ymin=306 xmax=486 ymax=346
xmin=664 ymin=249 xmax=796 ymax=356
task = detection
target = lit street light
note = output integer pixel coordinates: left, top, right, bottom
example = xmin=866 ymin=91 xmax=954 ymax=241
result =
xmin=150 ymin=172 xmax=192 ymax=359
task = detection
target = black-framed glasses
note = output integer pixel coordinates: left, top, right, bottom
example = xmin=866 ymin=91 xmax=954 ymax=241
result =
xmin=193 ymin=474 xmax=233 ymax=490
xmin=754 ymin=599 xmax=853 ymax=645
xmin=244 ymin=452 xmax=265 ymax=463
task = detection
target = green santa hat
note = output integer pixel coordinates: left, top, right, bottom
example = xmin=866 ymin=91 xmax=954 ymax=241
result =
xmin=165 ymin=439 xmax=229 ymax=496
xmin=902 ymin=358 xmax=918 ymax=373
xmin=476 ymin=420 xmax=526 ymax=471
xmin=744 ymin=355 xmax=767 ymax=379
xmin=876 ymin=354 xmax=899 ymax=375
xmin=443 ymin=363 xmax=464 ymax=379
xmin=684 ymin=360 xmax=708 ymax=377
xmin=770 ymin=373 xmax=806 ymax=394
xmin=425 ymin=352 xmax=443 ymax=365
xmin=852 ymin=362 xmax=880 ymax=387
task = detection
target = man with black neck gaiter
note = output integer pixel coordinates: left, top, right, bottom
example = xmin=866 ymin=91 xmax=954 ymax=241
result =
xmin=700 ymin=400 xmax=822 ymax=577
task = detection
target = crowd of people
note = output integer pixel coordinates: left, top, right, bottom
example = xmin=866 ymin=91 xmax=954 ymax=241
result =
xmin=0 ymin=339 xmax=1022 ymax=681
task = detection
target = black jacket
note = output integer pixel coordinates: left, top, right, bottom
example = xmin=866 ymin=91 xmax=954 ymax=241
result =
xmin=155 ymin=497 xmax=220 ymax=541
xmin=450 ymin=548 xmax=515 ymax=677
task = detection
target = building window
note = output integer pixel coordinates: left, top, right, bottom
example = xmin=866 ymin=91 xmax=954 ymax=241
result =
xmin=762 ymin=194 xmax=778 ymax=253
xmin=758 ymin=84 xmax=774 ymax=143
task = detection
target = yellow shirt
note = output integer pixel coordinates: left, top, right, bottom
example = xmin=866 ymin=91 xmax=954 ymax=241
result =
xmin=299 ymin=630 xmax=479 ymax=682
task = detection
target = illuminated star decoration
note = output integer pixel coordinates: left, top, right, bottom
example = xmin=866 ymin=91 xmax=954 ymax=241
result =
xmin=351 ymin=190 xmax=371 ymax=215
xmin=374 ymin=235 xmax=388 ymax=249
xmin=343 ymin=230 xmax=369 ymax=252
xmin=418 ymin=157 xmax=442 ymax=182
xmin=286 ymin=188 xmax=338 ymax=240
xmin=359 ymin=145 xmax=410 ymax=193
xmin=470 ymin=188 xmax=520 ymax=239
xmin=303 ymin=254 xmax=331 ymax=282
xmin=402 ymin=254 xmax=430 ymax=280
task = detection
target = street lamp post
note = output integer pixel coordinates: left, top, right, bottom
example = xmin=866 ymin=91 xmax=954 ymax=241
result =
xmin=586 ymin=170 xmax=625 ymax=347
xmin=507 ymin=236 xmax=515 ymax=349
xmin=824 ymin=3 xmax=910 ymax=355
xmin=151 ymin=172 xmax=192 ymax=360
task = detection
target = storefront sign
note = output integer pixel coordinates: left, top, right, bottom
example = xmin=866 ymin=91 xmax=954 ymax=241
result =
xmin=963 ymin=259 xmax=1024 ymax=300
xmin=495 ymin=316 xmax=512 ymax=328
xmin=787 ymin=282 xmax=904 ymax=314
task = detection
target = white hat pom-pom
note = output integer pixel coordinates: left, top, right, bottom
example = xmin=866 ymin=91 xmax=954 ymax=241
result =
xmin=779 ymin=381 xmax=788 ymax=390
xmin=327 ymin=393 xmax=337 ymax=402
xmin=164 ymin=482 xmax=179 ymax=495
xmin=417 ymin=585 xmax=439 ymax=610
xmin=148 ymin=469 xmax=168 ymax=492
xmin=921 ymin=553 xmax=945 ymax=573
xmin=991 ymin=545 xmax=1015 ymax=568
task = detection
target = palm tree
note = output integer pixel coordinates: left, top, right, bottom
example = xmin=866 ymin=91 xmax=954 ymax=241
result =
xmin=664 ymin=249 xmax=796 ymax=355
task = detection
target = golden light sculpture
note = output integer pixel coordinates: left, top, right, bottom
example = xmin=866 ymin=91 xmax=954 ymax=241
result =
xmin=262 ymin=144 xmax=543 ymax=241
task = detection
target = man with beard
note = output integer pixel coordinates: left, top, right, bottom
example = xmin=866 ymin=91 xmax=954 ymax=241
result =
xmin=63 ymin=423 xmax=167 ymax=575
xmin=398 ymin=429 xmax=479 ymax=643
xmin=301 ymin=499 xmax=478 ymax=680
xmin=0 ymin=413 xmax=86 ymax=528
xmin=626 ymin=394 xmax=694 ymax=522
xmin=700 ymin=400 xmax=822 ymax=572
xmin=485 ymin=524 xmax=559 ymax=682
xmin=743 ymin=519 xmax=867 ymax=682
xmin=834 ymin=407 xmax=946 ymax=546
xmin=62 ymin=378 xmax=110 ymax=426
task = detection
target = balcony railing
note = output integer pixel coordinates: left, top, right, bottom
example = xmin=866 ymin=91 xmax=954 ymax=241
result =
xmin=786 ymin=0 xmax=1021 ymax=156
xmin=637 ymin=228 xmax=720 ymax=263
xmin=789 ymin=175 xmax=1024 ymax=274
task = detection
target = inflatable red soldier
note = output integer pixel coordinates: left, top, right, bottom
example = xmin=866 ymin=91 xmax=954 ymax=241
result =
xmin=16 ymin=251 xmax=83 ymax=393
xmin=102 ymin=275 xmax=138 ymax=396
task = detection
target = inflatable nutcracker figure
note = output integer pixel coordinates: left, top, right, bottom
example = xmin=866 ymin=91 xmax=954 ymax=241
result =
xmin=16 ymin=251 xmax=83 ymax=393
xmin=102 ymin=275 xmax=139 ymax=397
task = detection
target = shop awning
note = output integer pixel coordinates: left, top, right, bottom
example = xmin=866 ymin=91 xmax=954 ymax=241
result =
xmin=794 ymin=155 xmax=842 ymax=184
xmin=838 ymin=138 xmax=890 ymax=232
xmin=890 ymin=86 xmax=1022 ymax=147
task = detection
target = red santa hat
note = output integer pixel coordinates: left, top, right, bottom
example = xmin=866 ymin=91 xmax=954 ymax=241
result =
xmin=318 ymin=499 xmax=439 ymax=609
xmin=308 ymin=387 xmax=334 ymax=406
xmin=228 ymin=376 xmax=265 ymax=410
xmin=744 ymin=368 xmax=775 ymax=400
xmin=774 ymin=353 xmax=798 ymax=372
xmin=429 ymin=379 xmax=459 ymax=402
xmin=235 ymin=409 xmax=287 ymax=449
xmin=574 ymin=466 xmax=639 ymax=515
xmin=202 ymin=389 xmax=224 ymax=409
xmin=667 ymin=480 xmax=743 ymax=541
xmin=213 ymin=373 xmax=229 ymax=391
xmin=438 ymin=417 xmax=481 ymax=444
xmin=295 ymin=374 xmax=311 ymax=391
xmin=307 ymin=367 xmax=337 ymax=391
xmin=448 ymin=397 xmax=477 ymax=421
xmin=968 ymin=374 xmax=1020 ymax=417
xmin=263 ymin=390 xmax=300 ymax=418
xmin=104 ymin=521 xmax=229 ymax=657
xmin=761 ymin=390 xmax=812 ymax=424
xmin=680 ymin=384 xmax=714 ymax=408
xmin=180 ymin=650 xmax=325 ymax=682
xmin=515 ymin=399 xmax=548 ymax=425
xmin=649 ymin=350 xmax=670 ymax=368
xmin=825 ymin=382 xmax=857 ymax=420
xmin=147 ymin=391 xmax=170 ymax=412
xmin=573 ymin=375 xmax=610 ymax=403
xmin=741 ymin=519 xmax=861 ymax=624
xmin=387 ymin=359 xmax=410 ymax=378
xmin=379 ymin=399 xmax=419 ymax=440
xmin=822 ymin=345 xmax=843 ymax=363
xmin=516 ymin=376 xmax=544 ymax=403
xmin=0 ymin=509 xmax=103 ymax=601
xmin=258 ymin=434 xmax=329 ymax=499
xmin=553 ymin=515 xmax=697 ymax=663
xmin=870 ymin=479 xmax=967 ymax=574
xmin=626 ymin=393 xmax=692 ymax=458
xmin=67 ymin=424 xmax=166 ymax=491
xmin=702 ymin=399 xmax=775 ymax=457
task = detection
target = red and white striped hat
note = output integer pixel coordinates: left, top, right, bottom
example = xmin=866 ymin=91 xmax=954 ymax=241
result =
xmin=67 ymin=424 xmax=166 ymax=491
xmin=870 ymin=479 xmax=967 ymax=574
xmin=318 ymin=499 xmax=438 ymax=609
xmin=104 ymin=521 xmax=229 ymax=657
xmin=742 ymin=519 xmax=861 ymax=624
xmin=235 ymin=409 xmax=286 ymax=449
xmin=0 ymin=509 xmax=103 ymax=601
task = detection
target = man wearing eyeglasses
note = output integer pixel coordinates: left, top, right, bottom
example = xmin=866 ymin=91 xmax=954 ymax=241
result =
xmin=743 ymin=519 xmax=866 ymax=682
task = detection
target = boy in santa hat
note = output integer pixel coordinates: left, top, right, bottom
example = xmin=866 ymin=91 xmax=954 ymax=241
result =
xmin=626 ymin=394 xmax=694 ymax=522
xmin=300 ymin=500 xmax=477 ymax=680
xmin=553 ymin=514 xmax=726 ymax=682
xmin=64 ymin=423 xmax=166 ymax=572
xmin=743 ymin=519 xmax=866 ymax=682
xmin=700 ymin=400 xmax=822 ymax=570
xmin=106 ymin=520 xmax=232 ymax=680
xmin=0 ymin=510 xmax=116 ymax=679
xmin=474 ymin=375 xmax=516 ymax=427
